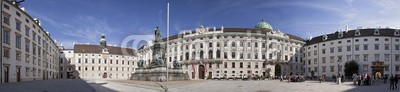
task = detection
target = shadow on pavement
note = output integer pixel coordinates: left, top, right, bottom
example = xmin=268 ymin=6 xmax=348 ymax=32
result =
xmin=343 ymin=80 xmax=399 ymax=92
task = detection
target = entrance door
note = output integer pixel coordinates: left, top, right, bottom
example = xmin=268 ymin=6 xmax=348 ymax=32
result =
xmin=4 ymin=66 xmax=9 ymax=83
xmin=103 ymin=72 xmax=107 ymax=78
xmin=198 ymin=65 xmax=205 ymax=79
xmin=208 ymin=72 xmax=212 ymax=79
xmin=372 ymin=68 xmax=384 ymax=79
xmin=275 ymin=64 xmax=281 ymax=77
xmin=43 ymin=70 xmax=45 ymax=80
xmin=16 ymin=67 xmax=21 ymax=82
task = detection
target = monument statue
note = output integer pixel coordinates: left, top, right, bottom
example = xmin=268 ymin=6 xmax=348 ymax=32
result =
xmin=137 ymin=59 xmax=144 ymax=68
xmin=173 ymin=57 xmax=181 ymax=68
xmin=131 ymin=26 xmax=189 ymax=82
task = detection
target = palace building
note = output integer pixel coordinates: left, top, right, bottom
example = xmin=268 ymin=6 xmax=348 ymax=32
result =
xmin=1 ymin=0 xmax=60 ymax=83
xmin=304 ymin=28 xmax=400 ymax=78
xmin=137 ymin=19 xmax=305 ymax=79
xmin=60 ymin=34 xmax=137 ymax=79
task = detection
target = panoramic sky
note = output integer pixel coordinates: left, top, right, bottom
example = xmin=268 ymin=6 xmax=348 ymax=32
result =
xmin=20 ymin=0 xmax=400 ymax=49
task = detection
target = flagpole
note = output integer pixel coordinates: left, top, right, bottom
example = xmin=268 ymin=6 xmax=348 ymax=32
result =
xmin=165 ymin=1 xmax=170 ymax=92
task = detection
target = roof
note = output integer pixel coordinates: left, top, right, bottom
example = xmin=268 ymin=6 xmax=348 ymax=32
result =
xmin=161 ymin=28 xmax=304 ymax=41
xmin=74 ymin=44 xmax=136 ymax=56
xmin=305 ymin=28 xmax=400 ymax=46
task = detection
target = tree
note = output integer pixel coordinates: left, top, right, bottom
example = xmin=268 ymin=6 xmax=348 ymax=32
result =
xmin=344 ymin=60 xmax=359 ymax=78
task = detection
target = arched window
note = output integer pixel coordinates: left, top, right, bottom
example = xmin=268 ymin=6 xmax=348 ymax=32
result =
xmin=208 ymin=50 xmax=213 ymax=59
xmin=216 ymin=50 xmax=221 ymax=59
xmin=192 ymin=52 xmax=196 ymax=60
xmin=200 ymin=51 xmax=204 ymax=60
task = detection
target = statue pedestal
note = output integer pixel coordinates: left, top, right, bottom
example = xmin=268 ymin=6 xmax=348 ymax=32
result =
xmin=130 ymin=67 xmax=189 ymax=82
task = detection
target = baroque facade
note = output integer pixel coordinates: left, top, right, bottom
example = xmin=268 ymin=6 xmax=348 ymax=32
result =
xmin=137 ymin=19 xmax=305 ymax=79
xmin=304 ymin=28 xmax=400 ymax=78
xmin=61 ymin=35 xmax=137 ymax=79
xmin=1 ymin=0 xmax=60 ymax=83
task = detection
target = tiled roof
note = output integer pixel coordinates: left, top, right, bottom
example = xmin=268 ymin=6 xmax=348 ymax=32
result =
xmin=74 ymin=44 xmax=136 ymax=56
xmin=305 ymin=28 xmax=400 ymax=46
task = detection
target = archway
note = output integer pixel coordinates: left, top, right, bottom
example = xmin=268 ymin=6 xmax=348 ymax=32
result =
xmin=198 ymin=65 xmax=205 ymax=79
xmin=275 ymin=64 xmax=281 ymax=77
xmin=103 ymin=72 xmax=107 ymax=78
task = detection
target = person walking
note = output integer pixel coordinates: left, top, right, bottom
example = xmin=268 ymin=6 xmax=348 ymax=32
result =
xmin=352 ymin=74 xmax=358 ymax=85
xmin=395 ymin=75 xmax=399 ymax=89
xmin=341 ymin=75 xmax=344 ymax=83
xmin=390 ymin=75 xmax=395 ymax=90
xmin=280 ymin=75 xmax=283 ymax=82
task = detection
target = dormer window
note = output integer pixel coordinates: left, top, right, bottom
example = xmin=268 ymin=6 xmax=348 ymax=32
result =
xmin=323 ymin=35 xmax=328 ymax=41
xmin=374 ymin=29 xmax=380 ymax=35
xmin=395 ymin=30 xmax=399 ymax=36
xmin=355 ymin=29 xmax=361 ymax=36
xmin=338 ymin=32 xmax=343 ymax=38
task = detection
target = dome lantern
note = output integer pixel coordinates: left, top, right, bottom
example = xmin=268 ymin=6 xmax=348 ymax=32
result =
xmin=255 ymin=19 xmax=273 ymax=30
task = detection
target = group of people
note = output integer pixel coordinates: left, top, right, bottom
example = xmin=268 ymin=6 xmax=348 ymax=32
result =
xmin=389 ymin=75 xmax=399 ymax=90
xmin=317 ymin=74 xmax=344 ymax=84
xmin=279 ymin=74 xmax=305 ymax=83
xmin=352 ymin=73 xmax=374 ymax=86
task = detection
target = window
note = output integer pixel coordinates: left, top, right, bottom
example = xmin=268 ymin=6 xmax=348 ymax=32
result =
xmin=384 ymin=44 xmax=389 ymax=50
xmin=25 ymin=26 xmax=30 ymax=37
xmin=322 ymin=66 xmax=326 ymax=72
xmin=25 ymin=39 xmax=30 ymax=52
xmin=355 ymin=45 xmax=359 ymax=51
xmin=375 ymin=38 xmax=379 ymax=41
xmin=347 ymin=55 xmax=352 ymax=61
xmin=16 ymin=34 xmax=21 ymax=48
xmin=375 ymin=54 xmax=380 ymax=61
xmin=330 ymin=66 xmax=334 ymax=72
xmin=3 ymin=47 xmax=10 ymax=58
xmin=16 ymin=51 xmax=21 ymax=61
xmin=338 ymin=56 xmax=342 ymax=62
xmin=330 ymin=48 xmax=334 ymax=53
xmin=363 ymin=54 xmax=368 ymax=61
xmin=395 ymin=45 xmax=400 ymax=50
xmin=247 ymin=62 xmax=251 ymax=68
xmin=231 ymin=62 xmax=235 ymax=68
xmin=363 ymin=44 xmax=368 ymax=50
xmin=224 ymin=62 xmax=227 ymax=68
xmin=3 ymin=4 xmax=9 ymax=9
xmin=3 ymin=13 xmax=10 ymax=24
xmin=3 ymin=28 xmax=10 ymax=44
xmin=385 ymin=66 xmax=389 ymax=71
xmin=338 ymin=46 xmax=342 ymax=52
xmin=314 ymin=58 xmax=318 ymax=64
xmin=330 ymin=56 xmax=334 ymax=63
xmin=15 ymin=19 xmax=21 ymax=31
xmin=354 ymin=54 xmax=360 ymax=61
xmin=385 ymin=54 xmax=390 ymax=61
xmin=32 ymin=32 xmax=36 ymax=42
xmin=347 ymin=46 xmax=351 ymax=51
xmin=395 ymin=54 xmax=400 ymax=61
xmin=375 ymin=44 xmax=379 ymax=50
xmin=322 ymin=57 xmax=326 ymax=64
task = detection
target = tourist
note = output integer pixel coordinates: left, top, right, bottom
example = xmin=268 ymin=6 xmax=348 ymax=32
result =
xmin=337 ymin=74 xmax=341 ymax=84
xmin=395 ymin=75 xmax=399 ymax=89
xmin=358 ymin=74 xmax=362 ymax=86
xmin=390 ymin=75 xmax=395 ymax=90
xmin=341 ymin=75 xmax=344 ymax=83
xmin=384 ymin=75 xmax=388 ymax=83
xmin=352 ymin=74 xmax=358 ymax=85
xmin=280 ymin=75 xmax=283 ymax=82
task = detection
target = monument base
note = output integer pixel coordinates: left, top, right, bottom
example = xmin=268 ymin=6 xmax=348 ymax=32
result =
xmin=130 ymin=67 xmax=189 ymax=82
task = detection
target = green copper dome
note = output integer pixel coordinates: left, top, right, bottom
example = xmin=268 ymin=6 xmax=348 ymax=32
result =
xmin=255 ymin=19 xmax=273 ymax=30
xmin=100 ymin=34 xmax=106 ymax=47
